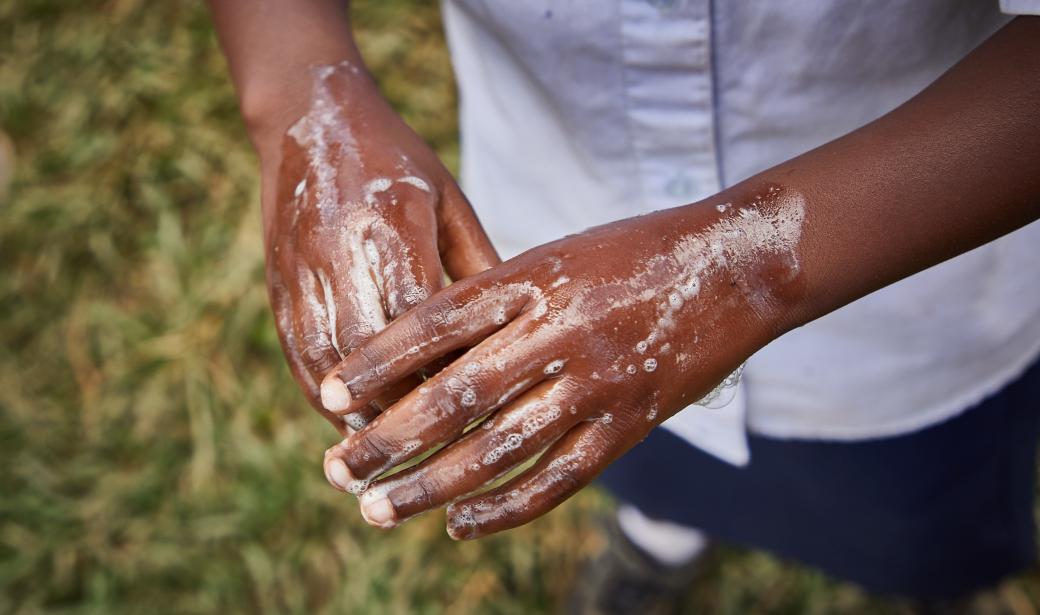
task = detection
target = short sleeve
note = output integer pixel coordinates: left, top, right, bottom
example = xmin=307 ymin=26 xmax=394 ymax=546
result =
xmin=1000 ymin=0 xmax=1040 ymax=15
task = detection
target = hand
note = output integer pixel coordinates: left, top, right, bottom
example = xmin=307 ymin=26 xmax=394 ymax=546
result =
xmin=262 ymin=62 xmax=498 ymax=434
xmin=318 ymin=185 xmax=807 ymax=537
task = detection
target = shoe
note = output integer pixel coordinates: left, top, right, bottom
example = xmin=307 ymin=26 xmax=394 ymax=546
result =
xmin=568 ymin=513 xmax=710 ymax=615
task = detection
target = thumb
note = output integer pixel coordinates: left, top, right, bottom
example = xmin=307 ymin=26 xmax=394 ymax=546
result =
xmin=437 ymin=181 xmax=501 ymax=279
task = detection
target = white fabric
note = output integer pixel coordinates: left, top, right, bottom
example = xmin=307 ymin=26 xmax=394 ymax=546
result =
xmin=441 ymin=0 xmax=1040 ymax=459
xmin=617 ymin=504 xmax=710 ymax=566
xmin=660 ymin=376 xmax=749 ymax=466
xmin=1001 ymin=0 xmax=1040 ymax=15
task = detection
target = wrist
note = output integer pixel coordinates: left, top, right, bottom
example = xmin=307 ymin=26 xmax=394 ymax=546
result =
xmin=674 ymin=183 xmax=811 ymax=347
xmin=241 ymin=58 xmax=379 ymax=160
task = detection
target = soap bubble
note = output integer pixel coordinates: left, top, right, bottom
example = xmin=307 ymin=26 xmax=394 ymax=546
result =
xmin=696 ymin=362 xmax=745 ymax=409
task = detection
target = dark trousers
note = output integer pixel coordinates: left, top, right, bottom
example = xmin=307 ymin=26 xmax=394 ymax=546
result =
xmin=599 ymin=359 xmax=1040 ymax=598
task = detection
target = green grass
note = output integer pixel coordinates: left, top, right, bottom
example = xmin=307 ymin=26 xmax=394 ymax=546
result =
xmin=1 ymin=1 xmax=1038 ymax=612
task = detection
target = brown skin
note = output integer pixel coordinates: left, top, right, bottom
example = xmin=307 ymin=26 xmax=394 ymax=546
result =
xmin=207 ymin=0 xmax=499 ymax=433
xmin=321 ymin=186 xmax=799 ymax=535
xmin=320 ymin=17 xmax=1040 ymax=538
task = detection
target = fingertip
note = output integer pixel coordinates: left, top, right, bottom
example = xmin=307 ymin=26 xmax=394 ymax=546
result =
xmin=323 ymin=455 xmax=353 ymax=492
xmin=445 ymin=524 xmax=470 ymax=541
xmin=445 ymin=504 xmax=479 ymax=540
xmin=360 ymin=490 xmax=398 ymax=529
xmin=320 ymin=374 xmax=352 ymax=412
xmin=324 ymin=444 xmax=372 ymax=495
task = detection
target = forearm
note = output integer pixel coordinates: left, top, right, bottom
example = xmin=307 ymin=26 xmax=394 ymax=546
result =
xmin=206 ymin=0 xmax=367 ymax=153
xmin=729 ymin=17 xmax=1040 ymax=335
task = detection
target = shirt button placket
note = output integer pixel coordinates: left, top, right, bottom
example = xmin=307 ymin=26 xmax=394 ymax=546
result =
xmin=620 ymin=0 xmax=720 ymax=211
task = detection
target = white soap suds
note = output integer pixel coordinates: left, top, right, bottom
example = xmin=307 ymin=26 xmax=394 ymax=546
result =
xmin=544 ymin=359 xmax=565 ymax=375
xmin=646 ymin=405 xmax=658 ymax=422
xmin=482 ymin=433 xmax=524 ymax=465
xmin=396 ymin=176 xmax=431 ymax=192
xmin=366 ymin=177 xmax=392 ymax=194
xmin=316 ymin=268 xmax=341 ymax=356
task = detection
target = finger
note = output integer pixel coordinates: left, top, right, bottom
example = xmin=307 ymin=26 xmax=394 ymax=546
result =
xmin=292 ymin=263 xmax=350 ymax=381
xmin=444 ymin=409 xmax=634 ymax=540
xmin=357 ymin=186 xmax=459 ymax=381
xmin=361 ymin=176 xmax=444 ymax=319
xmin=268 ymin=264 xmax=350 ymax=435
xmin=289 ymin=264 xmax=391 ymax=432
xmin=320 ymin=241 xmax=422 ymax=425
xmin=437 ymin=181 xmax=501 ymax=279
xmin=355 ymin=378 xmax=589 ymax=528
xmin=319 ymin=277 xmax=534 ymax=414
xmin=324 ymin=318 xmax=561 ymax=488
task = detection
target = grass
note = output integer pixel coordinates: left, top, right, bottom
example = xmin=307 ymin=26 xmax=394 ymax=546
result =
xmin=1 ymin=1 xmax=1038 ymax=612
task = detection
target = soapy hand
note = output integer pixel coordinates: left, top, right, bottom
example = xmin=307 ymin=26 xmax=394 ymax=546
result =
xmin=319 ymin=185 xmax=807 ymax=538
xmin=264 ymin=62 xmax=498 ymax=434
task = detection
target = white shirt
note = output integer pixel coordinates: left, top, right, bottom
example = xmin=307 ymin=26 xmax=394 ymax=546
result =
xmin=441 ymin=0 xmax=1040 ymax=464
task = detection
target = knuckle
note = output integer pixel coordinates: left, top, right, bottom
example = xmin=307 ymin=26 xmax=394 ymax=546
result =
xmin=415 ymin=301 xmax=455 ymax=340
xmin=412 ymin=475 xmax=441 ymax=507
xmin=349 ymin=430 xmax=393 ymax=474
xmin=354 ymin=345 xmax=386 ymax=380
xmin=300 ymin=342 xmax=336 ymax=374
xmin=392 ymin=282 xmax=433 ymax=315
xmin=429 ymin=385 xmax=468 ymax=423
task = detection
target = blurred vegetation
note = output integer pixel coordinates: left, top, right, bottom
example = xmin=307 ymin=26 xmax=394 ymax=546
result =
xmin=0 ymin=1 xmax=1038 ymax=613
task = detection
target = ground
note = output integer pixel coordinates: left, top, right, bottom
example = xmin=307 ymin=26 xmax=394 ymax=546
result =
xmin=1 ymin=1 xmax=1038 ymax=613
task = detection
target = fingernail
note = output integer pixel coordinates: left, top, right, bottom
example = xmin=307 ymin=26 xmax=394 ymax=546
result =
xmin=360 ymin=491 xmax=397 ymax=528
xmin=321 ymin=375 xmax=352 ymax=412
xmin=324 ymin=456 xmax=353 ymax=491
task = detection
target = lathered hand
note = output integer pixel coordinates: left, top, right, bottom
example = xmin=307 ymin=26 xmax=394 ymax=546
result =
xmin=319 ymin=186 xmax=806 ymax=538
xmin=265 ymin=62 xmax=498 ymax=434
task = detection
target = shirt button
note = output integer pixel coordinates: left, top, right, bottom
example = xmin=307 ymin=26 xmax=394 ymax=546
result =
xmin=664 ymin=173 xmax=698 ymax=199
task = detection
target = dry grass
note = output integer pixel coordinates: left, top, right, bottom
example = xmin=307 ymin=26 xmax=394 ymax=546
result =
xmin=1 ymin=1 xmax=1038 ymax=612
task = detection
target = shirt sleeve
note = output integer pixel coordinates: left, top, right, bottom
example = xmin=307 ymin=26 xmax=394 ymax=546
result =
xmin=1000 ymin=0 xmax=1040 ymax=15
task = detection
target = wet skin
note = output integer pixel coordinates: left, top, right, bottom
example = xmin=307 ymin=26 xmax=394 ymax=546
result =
xmin=207 ymin=0 xmax=1040 ymax=540
xmin=314 ymin=16 xmax=1040 ymax=538
xmin=319 ymin=187 xmax=807 ymax=537
xmin=265 ymin=63 xmax=498 ymax=434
